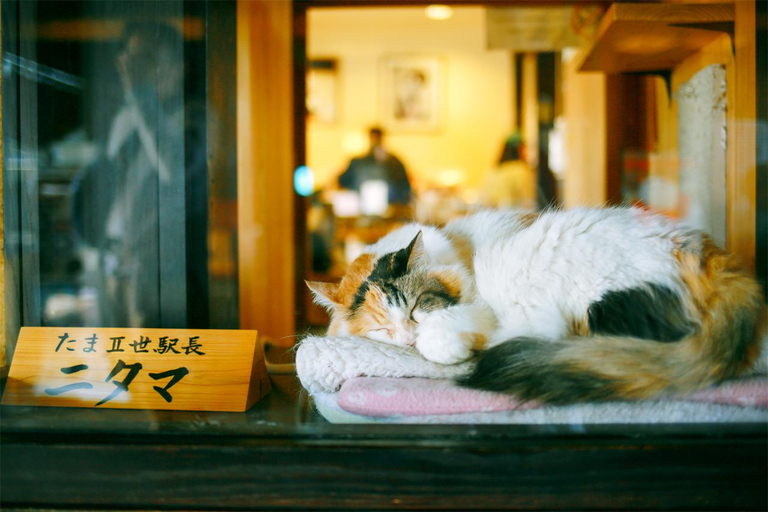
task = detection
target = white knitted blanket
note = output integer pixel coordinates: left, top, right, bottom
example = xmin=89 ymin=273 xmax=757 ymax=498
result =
xmin=296 ymin=335 xmax=474 ymax=394
xmin=296 ymin=334 xmax=768 ymax=424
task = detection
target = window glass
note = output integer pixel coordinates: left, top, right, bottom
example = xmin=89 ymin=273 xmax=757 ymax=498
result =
xmin=2 ymin=0 xmax=238 ymax=359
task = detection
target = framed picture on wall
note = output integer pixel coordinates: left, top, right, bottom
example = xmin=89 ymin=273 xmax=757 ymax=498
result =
xmin=380 ymin=55 xmax=444 ymax=132
xmin=307 ymin=59 xmax=339 ymax=124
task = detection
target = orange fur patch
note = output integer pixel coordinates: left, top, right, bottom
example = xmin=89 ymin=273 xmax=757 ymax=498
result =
xmin=462 ymin=332 xmax=487 ymax=350
xmin=675 ymin=236 xmax=766 ymax=378
xmin=324 ymin=253 xmax=376 ymax=336
xmin=567 ymin=315 xmax=590 ymax=337
xmin=675 ymin=237 xmax=749 ymax=324
xmin=611 ymin=375 xmax=671 ymax=399
xmin=431 ymin=270 xmax=463 ymax=299
xmin=443 ymin=231 xmax=475 ymax=271
xmin=335 ymin=253 xmax=375 ymax=308
xmin=346 ymin=285 xmax=390 ymax=336
xmin=563 ymin=338 xmax=677 ymax=399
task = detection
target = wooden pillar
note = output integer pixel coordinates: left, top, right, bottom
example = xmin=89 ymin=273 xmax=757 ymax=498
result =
xmin=727 ymin=0 xmax=757 ymax=269
xmin=561 ymin=50 xmax=606 ymax=207
xmin=237 ymin=0 xmax=296 ymax=342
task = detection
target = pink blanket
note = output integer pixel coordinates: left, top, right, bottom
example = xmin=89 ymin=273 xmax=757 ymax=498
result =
xmin=338 ymin=376 xmax=768 ymax=417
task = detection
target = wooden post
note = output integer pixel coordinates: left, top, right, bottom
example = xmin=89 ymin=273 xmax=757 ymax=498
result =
xmin=727 ymin=0 xmax=757 ymax=269
xmin=561 ymin=49 xmax=607 ymax=207
xmin=237 ymin=0 xmax=296 ymax=344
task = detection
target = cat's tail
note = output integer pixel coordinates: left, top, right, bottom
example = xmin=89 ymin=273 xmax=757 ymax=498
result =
xmin=458 ymin=239 xmax=767 ymax=404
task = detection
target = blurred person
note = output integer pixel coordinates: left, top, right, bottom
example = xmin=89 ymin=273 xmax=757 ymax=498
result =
xmin=479 ymin=133 xmax=537 ymax=210
xmin=337 ymin=126 xmax=413 ymax=206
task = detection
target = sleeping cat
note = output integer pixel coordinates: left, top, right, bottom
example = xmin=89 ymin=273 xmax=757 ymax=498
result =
xmin=307 ymin=208 xmax=766 ymax=403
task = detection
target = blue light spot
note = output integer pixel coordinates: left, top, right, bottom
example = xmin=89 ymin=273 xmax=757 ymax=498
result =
xmin=294 ymin=165 xmax=314 ymax=197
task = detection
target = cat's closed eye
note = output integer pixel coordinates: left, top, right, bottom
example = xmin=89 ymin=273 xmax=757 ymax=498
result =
xmin=410 ymin=290 xmax=457 ymax=321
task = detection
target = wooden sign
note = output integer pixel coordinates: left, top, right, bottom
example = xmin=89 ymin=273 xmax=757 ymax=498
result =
xmin=1 ymin=327 xmax=270 ymax=412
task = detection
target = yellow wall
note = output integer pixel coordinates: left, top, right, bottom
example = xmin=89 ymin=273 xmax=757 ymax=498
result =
xmin=307 ymin=7 xmax=512 ymax=192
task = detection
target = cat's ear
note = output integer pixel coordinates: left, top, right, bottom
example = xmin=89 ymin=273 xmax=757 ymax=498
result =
xmin=306 ymin=280 xmax=341 ymax=311
xmin=406 ymin=231 xmax=428 ymax=270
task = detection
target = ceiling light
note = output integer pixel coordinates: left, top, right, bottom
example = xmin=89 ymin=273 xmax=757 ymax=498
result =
xmin=425 ymin=5 xmax=453 ymax=21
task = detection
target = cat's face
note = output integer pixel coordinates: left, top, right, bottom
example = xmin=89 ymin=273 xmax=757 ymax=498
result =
xmin=307 ymin=233 xmax=464 ymax=347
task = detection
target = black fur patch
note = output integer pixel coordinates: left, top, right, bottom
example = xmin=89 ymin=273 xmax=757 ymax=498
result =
xmin=457 ymin=338 xmax=619 ymax=404
xmin=414 ymin=290 xmax=458 ymax=312
xmin=587 ymin=284 xmax=695 ymax=342
xmin=350 ymin=281 xmax=370 ymax=312
xmin=413 ymin=278 xmax=459 ymax=314
xmin=381 ymin=281 xmax=407 ymax=307
xmin=368 ymin=236 xmax=418 ymax=282
xmin=350 ymin=236 xmax=419 ymax=312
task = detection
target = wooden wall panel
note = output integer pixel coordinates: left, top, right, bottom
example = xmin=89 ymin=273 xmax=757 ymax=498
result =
xmin=237 ymin=0 xmax=296 ymax=343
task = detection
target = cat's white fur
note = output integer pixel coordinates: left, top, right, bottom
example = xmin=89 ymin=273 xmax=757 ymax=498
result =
xmin=367 ymin=223 xmax=459 ymax=265
xmin=373 ymin=208 xmax=690 ymax=364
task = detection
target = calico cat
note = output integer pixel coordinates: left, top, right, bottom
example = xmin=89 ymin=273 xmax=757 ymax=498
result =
xmin=307 ymin=208 xmax=766 ymax=403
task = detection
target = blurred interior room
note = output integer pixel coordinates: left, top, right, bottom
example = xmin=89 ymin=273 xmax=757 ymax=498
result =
xmin=288 ymin=2 xmax=763 ymax=340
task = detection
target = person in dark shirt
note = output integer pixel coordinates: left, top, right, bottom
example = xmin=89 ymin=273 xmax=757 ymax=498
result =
xmin=338 ymin=126 xmax=413 ymax=205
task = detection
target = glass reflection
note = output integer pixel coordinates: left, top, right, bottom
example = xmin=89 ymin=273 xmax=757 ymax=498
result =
xmin=2 ymin=0 xmax=237 ymax=342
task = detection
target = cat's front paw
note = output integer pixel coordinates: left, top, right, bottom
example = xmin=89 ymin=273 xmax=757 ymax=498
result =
xmin=416 ymin=312 xmax=473 ymax=365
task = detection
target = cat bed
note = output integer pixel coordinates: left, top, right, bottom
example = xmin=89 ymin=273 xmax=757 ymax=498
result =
xmin=296 ymin=335 xmax=768 ymax=424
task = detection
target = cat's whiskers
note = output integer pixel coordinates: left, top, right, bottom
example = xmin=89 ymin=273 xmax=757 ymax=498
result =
xmin=393 ymin=343 xmax=418 ymax=357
